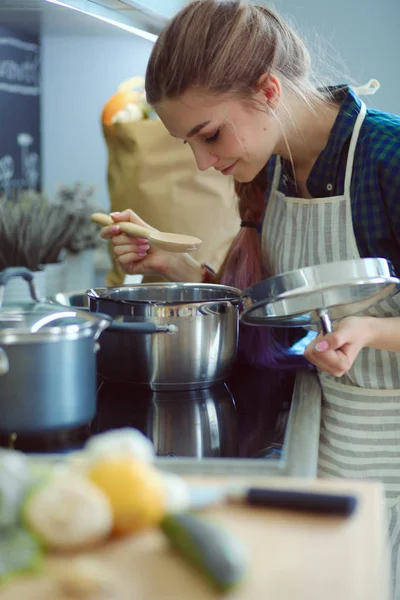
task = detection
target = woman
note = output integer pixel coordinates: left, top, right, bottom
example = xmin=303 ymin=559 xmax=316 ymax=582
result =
xmin=101 ymin=0 xmax=400 ymax=591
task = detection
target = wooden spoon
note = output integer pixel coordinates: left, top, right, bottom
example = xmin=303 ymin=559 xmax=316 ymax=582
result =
xmin=91 ymin=213 xmax=202 ymax=253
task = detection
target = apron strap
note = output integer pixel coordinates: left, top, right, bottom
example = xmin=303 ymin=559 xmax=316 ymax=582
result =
xmin=352 ymin=78 xmax=380 ymax=96
xmin=344 ymin=101 xmax=367 ymax=197
xmin=271 ymin=155 xmax=282 ymax=194
xmin=344 ymin=79 xmax=380 ymax=195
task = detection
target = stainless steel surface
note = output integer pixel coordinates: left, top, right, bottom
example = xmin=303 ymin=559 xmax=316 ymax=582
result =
xmin=52 ymin=291 xmax=90 ymax=310
xmin=241 ymin=258 xmax=400 ymax=329
xmin=317 ymin=308 xmax=333 ymax=335
xmin=146 ymin=385 xmax=237 ymax=458
xmin=87 ymin=283 xmax=242 ymax=390
xmin=98 ymin=282 xmax=241 ymax=306
xmin=0 ymin=268 xmax=111 ymax=345
xmin=0 ymin=0 xmax=168 ymax=38
xmin=0 ymin=335 xmax=98 ymax=433
xmin=0 ymin=305 xmax=111 ymax=344
xmin=0 ymin=268 xmax=111 ymax=432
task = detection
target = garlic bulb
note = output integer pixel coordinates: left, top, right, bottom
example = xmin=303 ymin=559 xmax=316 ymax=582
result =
xmin=23 ymin=472 xmax=113 ymax=551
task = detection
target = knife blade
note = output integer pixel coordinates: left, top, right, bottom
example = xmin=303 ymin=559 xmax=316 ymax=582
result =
xmin=188 ymin=485 xmax=357 ymax=517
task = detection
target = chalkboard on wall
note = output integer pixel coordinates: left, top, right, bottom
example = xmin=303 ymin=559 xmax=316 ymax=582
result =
xmin=0 ymin=25 xmax=41 ymax=198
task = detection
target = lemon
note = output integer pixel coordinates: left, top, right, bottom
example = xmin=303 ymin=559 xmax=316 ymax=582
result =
xmin=89 ymin=458 xmax=165 ymax=536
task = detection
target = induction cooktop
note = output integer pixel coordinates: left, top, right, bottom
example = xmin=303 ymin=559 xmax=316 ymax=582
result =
xmin=0 ymin=363 xmax=295 ymax=461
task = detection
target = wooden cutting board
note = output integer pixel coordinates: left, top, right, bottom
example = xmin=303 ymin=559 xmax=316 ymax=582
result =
xmin=0 ymin=477 xmax=391 ymax=600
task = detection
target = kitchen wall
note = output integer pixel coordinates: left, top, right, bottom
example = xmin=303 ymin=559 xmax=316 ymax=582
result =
xmin=40 ymin=0 xmax=400 ymax=209
xmin=271 ymin=0 xmax=399 ymax=114
xmin=40 ymin=33 xmax=154 ymax=208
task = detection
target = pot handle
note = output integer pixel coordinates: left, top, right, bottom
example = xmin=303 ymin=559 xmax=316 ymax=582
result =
xmin=0 ymin=267 xmax=39 ymax=305
xmin=107 ymin=322 xmax=178 ymax=334
xmin=0 ymin=347 xmax=9 ymax=376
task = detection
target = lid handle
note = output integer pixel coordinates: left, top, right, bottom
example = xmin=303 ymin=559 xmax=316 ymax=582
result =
xmin=0 ymin=267 xmax=40 ymax=307
xmin=317 ymin=308 xmax=333 ymax=335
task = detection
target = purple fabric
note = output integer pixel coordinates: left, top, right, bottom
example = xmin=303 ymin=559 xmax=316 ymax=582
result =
xmin=236 ymin=323 xmax=309 ymax=370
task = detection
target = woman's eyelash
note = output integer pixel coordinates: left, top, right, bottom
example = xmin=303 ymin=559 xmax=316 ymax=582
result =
xmin=182 ymin=128 xmax=220 ymax=145
xmin=205 ymin=129 xmax=220 ymax=143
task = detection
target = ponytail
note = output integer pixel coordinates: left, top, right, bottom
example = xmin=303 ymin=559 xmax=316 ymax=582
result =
xmin=217 ymin=170 xmax=267 ymax=288
xmin=218 ymin=167 xmax=307 ymax=370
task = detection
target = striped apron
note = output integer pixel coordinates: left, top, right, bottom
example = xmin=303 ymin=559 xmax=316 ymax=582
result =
xmin=262 ymin=100 xmax=400 ymax=597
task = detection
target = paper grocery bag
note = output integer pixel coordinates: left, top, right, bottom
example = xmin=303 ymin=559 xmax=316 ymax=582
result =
xmin=102 ymin=119 xmax=240 ymax=286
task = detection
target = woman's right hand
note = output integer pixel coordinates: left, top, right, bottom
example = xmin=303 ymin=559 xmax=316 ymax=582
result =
xmin=100 ymin=209 xmax=171 ymax=277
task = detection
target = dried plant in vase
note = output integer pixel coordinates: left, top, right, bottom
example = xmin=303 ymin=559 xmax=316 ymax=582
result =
xmin=0 ymin=185 xmax=104 ymax=272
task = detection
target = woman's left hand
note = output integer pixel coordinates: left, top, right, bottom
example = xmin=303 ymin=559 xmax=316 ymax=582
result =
xmin=304 ymin=316 xmax=374 ymax=377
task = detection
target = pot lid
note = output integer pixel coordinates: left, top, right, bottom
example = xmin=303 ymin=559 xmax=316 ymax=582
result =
xmin=0 ymin=302 xmax=111 ymax=343
xmin=240 ymin=258 xmax=400 ymax=333
xmin=0 ymin=267 xmax=111 ymax=343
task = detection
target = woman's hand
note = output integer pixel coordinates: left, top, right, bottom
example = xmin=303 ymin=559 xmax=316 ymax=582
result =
xmin=100 ymin=209 xmax=172 ymax=277
xmin=304 ymin=316 xmax=374 ymax=377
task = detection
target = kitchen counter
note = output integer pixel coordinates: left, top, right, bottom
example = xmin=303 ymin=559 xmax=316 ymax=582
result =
xmin=0 ymin=476 xmax=390 ymax=600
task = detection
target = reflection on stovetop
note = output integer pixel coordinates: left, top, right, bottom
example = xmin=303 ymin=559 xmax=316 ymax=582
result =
xmin=0 ymin=364 xmax=295 ymax=459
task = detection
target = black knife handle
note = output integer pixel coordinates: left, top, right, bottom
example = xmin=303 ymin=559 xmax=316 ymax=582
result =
xmin=246 ymin=488 xmax=357 ymax=517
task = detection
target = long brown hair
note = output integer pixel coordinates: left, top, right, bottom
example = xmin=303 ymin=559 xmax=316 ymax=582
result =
xmin=145 ymin=0 xmax=327 ymax=290
xmin=145 ymin=0 xmax=326 ymax=367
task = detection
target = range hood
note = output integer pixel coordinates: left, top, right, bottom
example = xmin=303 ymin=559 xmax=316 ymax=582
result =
xmin=0 ymin=0 xmax=187 ymax=39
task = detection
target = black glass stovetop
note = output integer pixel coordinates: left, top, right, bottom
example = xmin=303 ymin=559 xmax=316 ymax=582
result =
xmin=0 ymin=363 xmax=296 ymax=460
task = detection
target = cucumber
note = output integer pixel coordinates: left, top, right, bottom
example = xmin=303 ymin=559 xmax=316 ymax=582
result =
xmin=161 ymin=513 xmax=249 ymax=592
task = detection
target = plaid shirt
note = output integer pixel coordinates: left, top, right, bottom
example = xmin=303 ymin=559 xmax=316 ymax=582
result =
xmin=264 ymin=85 xmax=400 ymax=275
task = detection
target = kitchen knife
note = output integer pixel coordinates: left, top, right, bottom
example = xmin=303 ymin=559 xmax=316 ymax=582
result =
xmin=188 ymin=485 xmax=357 ymax=517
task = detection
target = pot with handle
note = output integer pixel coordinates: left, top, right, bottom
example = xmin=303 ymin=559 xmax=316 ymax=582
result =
xmin=0 ymin=267 xmax=117 ymax=433
xmin=87 ymin=283 xmax=242 ymax=391
xmin=51 ymin=258 xmax=399 ymax=392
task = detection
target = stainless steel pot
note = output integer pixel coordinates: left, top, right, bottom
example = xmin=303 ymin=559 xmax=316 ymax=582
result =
xmin=87 ymin=283 xmax=242 ymax=391
xmin=52 ymin=258 xmax=398 ymax=392
xmin=0 ymin=267 xmax=112 ymax=433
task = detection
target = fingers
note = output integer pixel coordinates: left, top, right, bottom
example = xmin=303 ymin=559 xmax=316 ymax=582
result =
xmin=110 ymin=209 xmax=152 ymax=229
xmin=111 ymin=233 xmax=149 ymax=249
xmin=305 ymin=345 xmax=352 ymax=377
xmin=99 ymin=224 xmax=121 ymax=240
xmin=100 ymin=225 xmax=148 ymax=247
xmin=114 ymin=243 xmax=150 ymax=260
xmin=117 ymin=251 xmax=141 ymax=267
xmin=304 ymin=332 xmax=361 ymax=377
xmin=96 ymin=210 xmax=155 ymax=275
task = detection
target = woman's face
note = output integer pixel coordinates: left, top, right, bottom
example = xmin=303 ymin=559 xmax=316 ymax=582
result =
xmin=156 ymin=88 xmax=282 ymax=183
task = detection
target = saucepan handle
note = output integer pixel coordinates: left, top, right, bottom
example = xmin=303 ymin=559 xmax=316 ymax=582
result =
xmin=0 ymin=267 xmax=40 ymax=303
xmin=107 ymin=322 xmax=178 ymax=334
